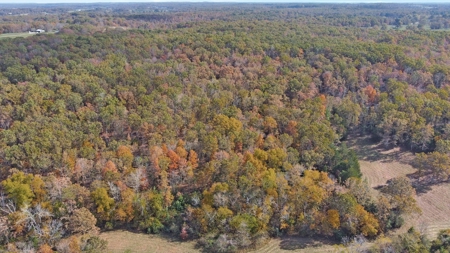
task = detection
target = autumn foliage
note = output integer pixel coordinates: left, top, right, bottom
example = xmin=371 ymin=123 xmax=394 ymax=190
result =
xmin=0 ymin=2 xmax=444 ymax=252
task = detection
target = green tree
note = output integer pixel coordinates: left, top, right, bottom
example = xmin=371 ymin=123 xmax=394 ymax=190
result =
xmin=91 ymin=187 xmax=115 ymax=220
xmin=1 ymin=171 xmax=44 ymax=208
xmin=332 ymin=144 xmax=361 ymax=182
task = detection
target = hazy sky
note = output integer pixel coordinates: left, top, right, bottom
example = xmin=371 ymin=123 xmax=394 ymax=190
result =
xmin=1 ymin=0 xmax=449 ymax=3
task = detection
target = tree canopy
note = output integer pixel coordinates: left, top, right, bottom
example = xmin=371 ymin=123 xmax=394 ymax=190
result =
xmin=1 ymin=2 xmax=448 ymax=252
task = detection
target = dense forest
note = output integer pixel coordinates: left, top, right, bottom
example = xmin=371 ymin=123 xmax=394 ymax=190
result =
xmin=1 ymin=3 xmax=450 ymax=253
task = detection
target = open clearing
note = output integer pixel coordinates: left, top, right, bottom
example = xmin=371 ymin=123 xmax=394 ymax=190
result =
xmin=346 ymin=136 xmax=416 ymax=189
xmin=100 ymin=230 xmax=198 ymax=253
xmin=347 ymin=135 xmax=450 ymax=239
xmin=0 ymin=32 xmax=36 ymax=39
xmin=0 ymin=31 xmax=57 ymax=40
xmin=247 ymin=236 xmax=345 ymax=253
xmin=100 ymin=230 xmax=344 ymax=253
xmin=413 ymin=183 xmax=450 ymax=238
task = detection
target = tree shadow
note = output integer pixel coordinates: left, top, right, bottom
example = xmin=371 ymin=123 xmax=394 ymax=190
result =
xmin=346 ymin=135 xmax=410 ymax=164
xmin=411 ymin=181 xmax=434 ymax=195
xmin=104 ymin=228 xmax=188 ymax=243
xmin=368 ymin=164 xmax=438 ymax=195
xmin=158 ymin=232 xmax=184 ymax=242
xmin=278 ymin=235 xmax=338 ymax=251
xmin=407 ymin=172 xmax=450 ymax=195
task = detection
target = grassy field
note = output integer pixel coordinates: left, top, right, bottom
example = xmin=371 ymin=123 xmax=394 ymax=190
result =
xmin=0 ymin=31 xmax=58 ymax=40
xmin=100 ymin=231 xmax=347 ymax=253
xmin=0 ymin=32 xmax=36 ymax=40
xmin=345 ymin=136 xmax=416 ymax=189
xmin=347 ymin=135 xmax=450 ymax=239
xmin=99 ymin=230 xmax=199 ymax=253
xmin=413 ymin=183 xmax=450 ymax=238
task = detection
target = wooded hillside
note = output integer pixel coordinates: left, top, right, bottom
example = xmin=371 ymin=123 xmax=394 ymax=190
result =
xmin=1 ymin=3 xmax=450 ymax=252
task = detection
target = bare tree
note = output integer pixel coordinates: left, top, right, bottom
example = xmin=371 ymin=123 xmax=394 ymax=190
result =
xmin=213 ymin=192 xmax=229 ymax=207
xmin=74 ymin=158 xmax=95 ymax=185
xmin=0 ymin=216 xmax=10 ymax=244
xmin=215 ymin=234 xmax=236 ymax=253
xmin=107 ymin=182 xmax=121 ymax=201
xmin=47 ymin=176 xmax=71 ymax=201
xmin=20 ymin=205 xmax=52 ymax=239
xmin=126 ymin=167 xmax=145 ymax=192
xmin=0 ymin=194 xmax=16 ymax=215
xmin=48 ymin=219 xmax=64 ymax=245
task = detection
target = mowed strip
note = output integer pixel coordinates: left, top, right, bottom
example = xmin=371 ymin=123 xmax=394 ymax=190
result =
xmin=359 ymin=160 xmax=415 ymax=189
xmin=413 ymin=183 xmax=450 ymax=239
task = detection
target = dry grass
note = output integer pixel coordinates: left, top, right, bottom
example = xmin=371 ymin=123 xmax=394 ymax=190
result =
xmin=406 ymin=183 xmax=450 ymax=238
xmin=347 ymin=136 xmax=416 ymax=193
xmin=358 ymin=160 xmax=415 ymax=189
xmin=348 ymin=135 xmax=450 ymax=239
xmin=0 ymin=32 xmax=35 ymax=39
xmin=99 ymin=230 xmax=198 ymax=253
xmin=247 ymin=236 xmax=345 ymax=253
xmin=346 ymin=135 xmax=416 ymax=188
xmin=100 ymin=231 xmax=346 ymax=253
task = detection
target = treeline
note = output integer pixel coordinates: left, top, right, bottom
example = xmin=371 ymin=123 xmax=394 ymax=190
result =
xmin=1 ymin=4 xmax=450 ymax=252
xmin=357 ymin=227 xmax=450 ymax=252
xmin=2 ymin=3 xmax=450 ymax=34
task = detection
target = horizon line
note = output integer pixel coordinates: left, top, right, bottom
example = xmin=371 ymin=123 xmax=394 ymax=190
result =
xmin=1 ymin=1 xmax=449 ymax=4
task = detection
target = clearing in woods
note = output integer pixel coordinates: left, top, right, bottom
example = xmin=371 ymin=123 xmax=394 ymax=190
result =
xmin=100 ymin=230 xmax=343 ymax=253
xmin=347 ymin=135 xmax=450 ymax=239
xmin=100 ymin=135 xmax=450 ymax=253
xmin=0 ymin=32 xmax=36 ymax=39
xmin=0 ymin=31 xmax=57 ymax=40
xmin=99 ymin=230 xmax=198 ymax=253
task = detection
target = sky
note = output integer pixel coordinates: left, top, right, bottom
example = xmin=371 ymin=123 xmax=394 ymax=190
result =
xmin=0 ymin=0 xmax=449 ymax=3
